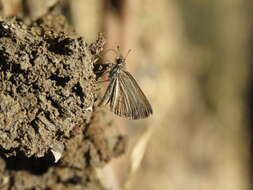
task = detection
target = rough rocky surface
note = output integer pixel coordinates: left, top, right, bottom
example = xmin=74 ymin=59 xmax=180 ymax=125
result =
xmin=0 ymin=10 xmax=126 ymax=190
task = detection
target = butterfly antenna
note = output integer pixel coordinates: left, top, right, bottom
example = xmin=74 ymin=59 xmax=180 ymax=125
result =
xmin=125 ymin=49 xmax=132 ymax=59
xmin=117 ymin=46 xmax=132 ymax=59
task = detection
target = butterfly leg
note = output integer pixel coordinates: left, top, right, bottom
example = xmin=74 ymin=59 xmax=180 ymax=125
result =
xmin=96 ymin=79 xmax=110 ymax=83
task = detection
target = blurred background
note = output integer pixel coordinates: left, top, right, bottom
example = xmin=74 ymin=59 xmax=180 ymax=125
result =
xmin=70 ymin=1 xmax=252 ymax=189
xmin=1 ymin=0 xmax=252 ymax=189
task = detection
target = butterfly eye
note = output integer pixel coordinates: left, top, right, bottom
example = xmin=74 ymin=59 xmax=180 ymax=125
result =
xmin=116 ymin=56 xmax=123 ymax=65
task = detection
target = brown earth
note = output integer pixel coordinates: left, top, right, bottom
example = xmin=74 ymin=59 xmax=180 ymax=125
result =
xmin=0 ymin=6 xmax=126 ymax=190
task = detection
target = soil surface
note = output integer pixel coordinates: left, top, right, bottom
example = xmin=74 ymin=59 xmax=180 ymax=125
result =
xmin=0 ymin=9 xmax=126 ymax=190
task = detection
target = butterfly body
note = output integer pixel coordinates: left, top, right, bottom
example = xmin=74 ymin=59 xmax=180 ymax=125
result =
xmin=109 ymin=56 xmax=125 ymax=78
xmin=99 ymin=51 xmax=153 ymax=120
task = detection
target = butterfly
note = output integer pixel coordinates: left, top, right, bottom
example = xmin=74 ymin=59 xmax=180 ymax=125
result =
xmin=97 ymin=47 xmax=153 ymax=119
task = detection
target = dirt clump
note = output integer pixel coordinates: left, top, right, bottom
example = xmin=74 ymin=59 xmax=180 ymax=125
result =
xmin=0 ymin=11 xmax=126 ymax=190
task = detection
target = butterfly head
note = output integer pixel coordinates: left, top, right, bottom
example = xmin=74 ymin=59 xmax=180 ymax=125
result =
xmin=115 ymin=47 xmax=131 ymax=68
xmin=115 ymin=55 xmax=126 ymax=68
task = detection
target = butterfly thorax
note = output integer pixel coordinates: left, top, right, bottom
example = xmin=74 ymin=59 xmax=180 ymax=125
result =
xmin=109 ymin=56 xmax=126 ymax=78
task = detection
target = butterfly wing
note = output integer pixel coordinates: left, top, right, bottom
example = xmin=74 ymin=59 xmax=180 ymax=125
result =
xmin=110 ymin=71 xmax=153 ymax=119
xmin=99 ymin=76 xmax=118 ymax=106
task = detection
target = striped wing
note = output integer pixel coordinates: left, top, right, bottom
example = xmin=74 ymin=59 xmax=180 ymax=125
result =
xmin=99 ymin=76 xmax=118 ymax=107
xmin=100 ymin=70 xmax=152 ymax=119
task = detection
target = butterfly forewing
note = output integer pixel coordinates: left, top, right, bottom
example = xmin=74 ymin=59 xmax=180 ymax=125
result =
xmin=102 ymin=70 xmax=152 ymax=119
xmin=121 ymin=71 xmax=153 ymax=119
xmin=111 ymin=76 xmax=133 ymax=118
